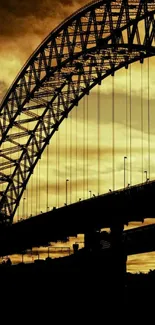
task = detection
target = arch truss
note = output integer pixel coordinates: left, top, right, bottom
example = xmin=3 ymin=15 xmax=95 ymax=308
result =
xmin=0 ymin=0 xmax=155 ymax=223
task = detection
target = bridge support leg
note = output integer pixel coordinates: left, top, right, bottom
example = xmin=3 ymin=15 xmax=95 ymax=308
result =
xmin=84 ymin=230 xmax=100 ymax=251
xmin=110 ymin=223 xmax=127 ymax=291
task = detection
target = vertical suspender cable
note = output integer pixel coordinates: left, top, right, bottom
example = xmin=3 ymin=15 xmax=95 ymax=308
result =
xmin=31 ymin=138 xmax=34 ymax=216
xmin=55 ymin=134 xmax=57 ymax=208
xmin=57 ymin=82 xmax=60 ymax=208
xmin=76 ymin=107 xmax=78 ymax=201
xmin=36 ymin=158 xmax=38 ymax=215
xmin=66 ymin=117 xmax=68 ymax=204
xmin=126 ymin=69 xmax=128 ymax=157
xmin=58 ymin=128 xmax=60 ymax=208
xmin=38 ymin=113 xmax=41 ymax=213
xmin=1 ymin=144 xmax=4 ymax=219
xmin=130 ymin=64 xmax=132 ymax=186
xmin=126 ymin=68 xmax=128 ymax=185
xmin=17 ymin=129 xmax=20 ymax=221
xmin=16 ymin=118 xmax=20 ymax=220
xmin=1 ymin=144 xmax=3 ymax=195
xmin=112 ymin=75 xmax=115 ymax=191
xmin=31 ymin=172 xmax=33 ymax=216
xmin=87 ymin=95 xmax=89 ymax=198
xmin=56 ymin=131 xmax=58 ymax=207
xmin=22 ymin=195 xmax=24 ymax=220
xmin=141 ymin=62 xmax=143 ymax=183
xmin=98 ymin=84 xmax=100 ymax=195
xmin=26 ymin=185 xmax=28 ymax=218
xmin=47 ymin=144 xmax=49 ymax=211
xmin=27 ymin=121 xmax=29 ymax=218
xmin=148 ymin=57 xmax=150 ymax=180
xmin=38 ymin=158 xmax=40 ymax=213
xmin=83 ymin=97 xmax=85 ymax=199
xmin=26 ymin=116 xmax=28 ymax=218
xmin=10 ymin=133 xmax=13 ymax=218
xmin=70 ymin=112 xmax=72 ymax=204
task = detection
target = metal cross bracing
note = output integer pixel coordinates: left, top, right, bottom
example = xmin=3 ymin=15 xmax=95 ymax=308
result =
xmin=0 ymin=0 xmax=155 ymax=222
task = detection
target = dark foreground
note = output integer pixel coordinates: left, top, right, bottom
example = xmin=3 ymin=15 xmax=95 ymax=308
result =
xmin=1 ymin=249 xmax=155 ymax=310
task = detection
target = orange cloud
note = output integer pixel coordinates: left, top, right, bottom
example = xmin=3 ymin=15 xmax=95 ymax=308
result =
xmin=0 ymin=0 xmax=87 ymax=100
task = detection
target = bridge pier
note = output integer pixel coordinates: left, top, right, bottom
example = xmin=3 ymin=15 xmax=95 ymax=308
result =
xmin=84 ymin=225 xmax=127 ymax=289
xmin=110 ymin=222 xmax=127 ymax=290
xmin=84 ymin=230 xmax=100 ymax=252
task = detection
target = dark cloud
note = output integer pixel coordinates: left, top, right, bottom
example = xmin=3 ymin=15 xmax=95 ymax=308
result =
xmin=1 ymin=0 xmax=83 ymax=18
xmin=0 ymin=0 xmax=87 ymax=99
xmin=0 ymin=0 xmax=86 ymax=38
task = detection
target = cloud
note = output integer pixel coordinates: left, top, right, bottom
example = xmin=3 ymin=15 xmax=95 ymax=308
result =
xmin=1 ymin=0 xmax=155 ymax=101
xmin=0 ymin=1 xmax=87 ymax=97
xmin=127 ymin=252 xmax=155 ymax=273
xmin=0 ymin=0 xmax=86 ymax=38
xmin=2 ymin=1 xmax=155 ymax=273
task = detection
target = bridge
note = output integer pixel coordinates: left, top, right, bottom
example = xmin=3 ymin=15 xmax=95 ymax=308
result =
xmin=1 ymin=0 xmax=155 ymax=274
xmin=0 ymin=179 xmax=154 ymax=256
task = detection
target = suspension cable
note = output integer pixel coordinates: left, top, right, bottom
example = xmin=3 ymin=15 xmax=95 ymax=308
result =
xmin=98 ymin=84 xmax=100 ymax=195
xmin=112 ymin=75 xmax=115 ymax=191
xmin=148 ymin=57 xmax=150 ymax=180
xmin=126 ymin=68 xmax=128 ymax=185
xmin=56 ymin=131 xmax=58 ymax=208
xmin=36 ymin=136 xmax=39 ymax=214
xmin=76 ymin=107 xmax=78 ymax=202
xmin=22 ymin=195 xmax=25 ymax=220
xmin=26 ymin=186 xmax=28 ymax=218
xmin=14 ymin=120 xmax=19 ymax=220
xmin=31 ymin=173 xmax=33 ymax=216
xmin=36 ymin=161 xmax=38 ymax=215
xmin=38 ymin=109 xmax=41 ymax=214
xmin=47 ymin=144 xmax=49 ymax=211
xmin=141 ymin=62 xmax=143 ymax=183
xmin=38 ymin=158 xmax=40 ymax=213
xmin=83 ymin=97 xmax=85 ymax=199
xmin=58 ymin=128 xmax=60 ymax=208
xmin=70 ymin=112 xmax=72 ymax=204
xmin=87 ymin=95 xmax=89 ymax=198
xmin=130 ymin=64 xmax=132 ymax=186
xmin=55 ymin=134 xmax=57 ymax=208
xmin=126 ymin=69 xmax=128 ymax=157
xmin=26 ymin=121 xmax=28 ymax=218
xmin=65 ymin=118 xmax=68 ymax=204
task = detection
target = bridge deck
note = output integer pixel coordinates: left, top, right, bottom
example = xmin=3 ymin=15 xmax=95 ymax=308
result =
xmin=0 ymin=180 xmax=155 ymax=256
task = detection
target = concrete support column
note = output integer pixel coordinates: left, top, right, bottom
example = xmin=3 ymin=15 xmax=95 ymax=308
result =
xmin=110 ymin=222 xmax=127 ymax=290
xmin=84 ymin=230 xmax=100 ymax=251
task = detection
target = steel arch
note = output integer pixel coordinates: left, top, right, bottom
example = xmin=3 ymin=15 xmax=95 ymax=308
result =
xmin=1 ymin=0 xmax=155 ymax=223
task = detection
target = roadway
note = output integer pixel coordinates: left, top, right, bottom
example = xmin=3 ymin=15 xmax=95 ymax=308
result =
xmin=0 ymin=180 xmax=155 ymax=256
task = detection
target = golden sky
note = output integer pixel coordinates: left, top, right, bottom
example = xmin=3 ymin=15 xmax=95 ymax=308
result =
xmin=1 ymin=0 xmax=155 ymax=272
xmin=0 ymin=0 xmax=86 ymax=99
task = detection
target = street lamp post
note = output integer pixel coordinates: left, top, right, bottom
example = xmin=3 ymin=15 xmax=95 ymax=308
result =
xmin=66 ymin=179 xmax=69 ymax=205
xmin=144 ymin=170 xmax=147 ymax=182
xmin=124 ymin=156 xmax=127 ymax=188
